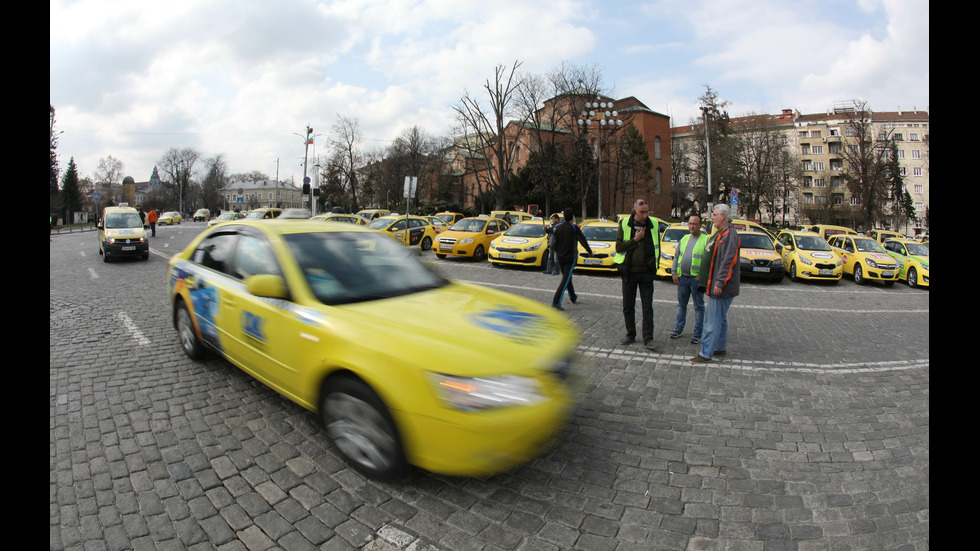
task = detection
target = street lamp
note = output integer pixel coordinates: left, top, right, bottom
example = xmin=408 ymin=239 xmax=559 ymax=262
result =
xmin=577 ymin=99 xmax=623 ymax=218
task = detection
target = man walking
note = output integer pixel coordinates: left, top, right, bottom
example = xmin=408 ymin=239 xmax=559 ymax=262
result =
xmin=551 ymin=208 xmax=593 ymax=310
xmin=691 ymin=204 xmax=740 ymax=363
xmin=670 ymin=214 xmax=707 ymax=344
xmin=614 ymin=199 xmax=660 ymax=350
xmin=543 ymin=213 xmax=561 ymax=275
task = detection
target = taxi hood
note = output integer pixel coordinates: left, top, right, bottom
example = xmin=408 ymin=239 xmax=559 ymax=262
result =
xmin=333 ymin=281 xmax=580 ymax=375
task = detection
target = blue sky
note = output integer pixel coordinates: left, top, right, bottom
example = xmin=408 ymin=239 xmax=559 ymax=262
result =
xmin=50 ymin=0 xmax=929 ymax=186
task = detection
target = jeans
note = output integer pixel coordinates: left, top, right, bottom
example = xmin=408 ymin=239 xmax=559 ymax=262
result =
xmin=621 ymin=270 xmax=655 ymax=342
xmin=544 ymin=247 xmax=559 ymax=273
xmin=698 ymin=295 xmax=733 ymax=359
xmin=673 ymin=275 xmax=704 ymax=337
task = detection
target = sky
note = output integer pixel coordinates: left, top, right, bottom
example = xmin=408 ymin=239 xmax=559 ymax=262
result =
xmin=50 ymin=0 xmax=929 ymax=186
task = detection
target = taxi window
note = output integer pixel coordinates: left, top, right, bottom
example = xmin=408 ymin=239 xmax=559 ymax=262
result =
xmin=105 ymin=213 xmax=143 ymax=229
xmin=193 ymin=232 xmax=238 ymax=274
xmin=233 ymin=235 xmax=282 ymax=279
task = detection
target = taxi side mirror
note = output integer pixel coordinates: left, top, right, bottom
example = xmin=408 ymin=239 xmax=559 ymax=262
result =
xmin=245 ymin=274 xmax=289 ymax=300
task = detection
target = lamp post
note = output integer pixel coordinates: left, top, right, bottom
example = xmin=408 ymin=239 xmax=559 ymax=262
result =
xmin=701 ymin=106 xmax=713 ymax=214
xmin=577 ymin=99 xmax=622 ymax=219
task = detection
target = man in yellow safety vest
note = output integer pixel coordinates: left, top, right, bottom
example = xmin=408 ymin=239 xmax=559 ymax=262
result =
xmin=669 ymin=214 xmax=708 ymax=344
xmin=614 ymin=199 xmax=660 ymax=350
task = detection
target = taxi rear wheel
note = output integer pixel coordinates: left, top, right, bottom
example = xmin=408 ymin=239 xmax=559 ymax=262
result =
xmin=320 ymin=376 xmax=406 ymax=479
xmin=175 ymin=299 xmax=207 ymax=360
xmin=420 ymin=236 xmax=432 ymax=251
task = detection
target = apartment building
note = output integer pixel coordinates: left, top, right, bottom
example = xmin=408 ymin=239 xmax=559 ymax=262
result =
xmin=222 ymin=179 xmax=303 ymax=212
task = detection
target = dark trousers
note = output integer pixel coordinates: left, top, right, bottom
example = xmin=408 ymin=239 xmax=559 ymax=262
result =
xmin=622 ymin=270 xmax=655 ymax=341
xmin=552 ymin=257 xmax=578 ymax=306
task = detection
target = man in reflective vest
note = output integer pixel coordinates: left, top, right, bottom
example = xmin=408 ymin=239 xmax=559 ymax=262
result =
xmin=669 ymin=214 xmax=708 ymax=344
xmin=614 ymin=199 xmax=660 ymax=350
xmin=690 ymin=204 xmax=741 ymax=363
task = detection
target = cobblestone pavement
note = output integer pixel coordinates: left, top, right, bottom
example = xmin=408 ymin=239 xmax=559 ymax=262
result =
xmin=51 ymin=224 xmax=929 ymax=550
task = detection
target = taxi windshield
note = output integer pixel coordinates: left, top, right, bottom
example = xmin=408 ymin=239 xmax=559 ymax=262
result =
xmin=283 ymin=232 xmax=447 ymax=305
xmin=795 ymin=235 xmax=832 ymax=251
xmin=905 ymin=242 xmax=929 ymax=256
xmin=450 ymin=219 xmax=488 ymax=233
xmin=582 ymin=225 xmax=617 ymax=241
xmin=740 ymin=233 xmax=774 ymax=250
xmin=105 ymin=213 xmax=143 ymax=229
xmin=853 ymin=238 xmax=886 ymax=253
xmin=505 ymin=224 xmax=546 ymax=238
xmin=662 ymin=228 xmax=689 ymax=243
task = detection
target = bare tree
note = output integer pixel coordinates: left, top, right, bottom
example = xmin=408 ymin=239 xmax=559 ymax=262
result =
xmin=200 ymin=154 xmax=228 ymax=211
xmin=839 ymin=99 xmax=892 ymax=229
xmin=93 ymin=155 xmax=125 ymax=208
xmin=158 ymin=147 xmax=201 ymax=214
xmin=451 ymin=60 xmax=530 ymax=210
xmin=329 ymin=115 xmax=364 ymax=208
xmin=729 ymin=114 xmax=792 ymax=220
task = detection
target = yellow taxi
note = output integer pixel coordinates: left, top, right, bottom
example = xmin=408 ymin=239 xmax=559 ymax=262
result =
xmin=245 ymin=207 xmax=282 ymax=220
xmin=883 ymin=238 xmax=929 ymax=288
xmin=167 ymin=220 xmax=588 ymax=478
xmin=97 ymin=205 xmax=149 ymax=262
xmin=657 ymin=223 xmax=694 ymax=277
xmin=488 ymin=219 xmax=550 ymax=268
xmin=208 ymin=211 xmax=246 ymax=228
xmin=435 ymin=216 xmax=510 ymax=261
xmin=812 ymin=224 xmax=858 ymax=243
xmin=434 ymin=212 xmax=465 ymax=226
xmin=158 ymin=211 xmax=182 ymax=225
xmin=491 ymin=210 xmax=534 ymax=226
xmin=423 ymin=216 xmax=449 ymax=234
xmin=355 ymin=208 xmax=391 ymax=222
xmin=828 ymin=234 xmax=899 ymax=286
xmin=706 ymin=218 xmax=777 ymax=241
xmin=869 ymin=229 xmax=904 ymax=243
xmin=738 ymin=229 xmax=784 ymax=283
xmin=576 ymin=219 xmax=619 ymax=272
xmin=366 ymin=215 xmax=437 ymax=250
xmin=193 ymin=208 xmax=210 ymax=222
xmin=775 ymin=230 xmax=843 ymax=283
xmin=311 ymin=213 xmax=367 ymax=225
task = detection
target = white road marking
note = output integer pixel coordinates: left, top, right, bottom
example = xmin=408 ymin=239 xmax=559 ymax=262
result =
xmin=115 ymin=311 xmax=151 ymax=346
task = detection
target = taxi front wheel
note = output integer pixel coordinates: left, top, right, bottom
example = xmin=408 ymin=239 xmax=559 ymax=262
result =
xmin=320 ymin=376 xmax=407 ymax=479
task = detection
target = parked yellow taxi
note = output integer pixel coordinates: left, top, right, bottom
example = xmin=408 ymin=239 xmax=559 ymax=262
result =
xmin=576 ymin=219 xmax=619 ymax=272
xmin=870 ymin=229 xmax=905 ymax=244
xmin=657 ymin=223 xmax=693 ymax=277
xmin=775 ymin=230 xmax=843 ymax=283
xmin=434 ymin=212 xmax=465 ymax=226
xmin=435 ymin=216 xmax=510 ymax=261
xmin=491 ymin=210 xmax=534 ymax=226
xmin=883 ymin=238 xmax=929 ymax=288
xmin=738 ymin=229 xmax=784 ymax=283
xmin=488 ymin=219 xmax=550 ymax=268
xmin=812 ymin=224 xmax=858 ymax=242
xmin=828 ymin=234 xmax=899 ymax=286
xmin=366 ymin=215 xmax=437 ymax=250
xmin=167 ymin=220 xmax=588 ymax=478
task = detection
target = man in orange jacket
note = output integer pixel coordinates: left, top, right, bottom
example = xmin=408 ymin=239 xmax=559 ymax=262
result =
xmin=147 ymin=209 xmax=158 ymax=237
xmin=690 ymin=204 xmax=740 ymax=363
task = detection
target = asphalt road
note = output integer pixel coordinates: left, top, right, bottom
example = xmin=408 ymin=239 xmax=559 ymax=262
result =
xmin=50 ymin=222 xmax=929 ymax=551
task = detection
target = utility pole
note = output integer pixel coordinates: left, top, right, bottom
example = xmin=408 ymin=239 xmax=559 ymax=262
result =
xmin=303 ymin=125 xmax=312 ymax=210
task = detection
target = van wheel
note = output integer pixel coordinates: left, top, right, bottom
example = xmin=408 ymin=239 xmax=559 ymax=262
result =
xmin=320 ymin=376 xmax=406 ymax=479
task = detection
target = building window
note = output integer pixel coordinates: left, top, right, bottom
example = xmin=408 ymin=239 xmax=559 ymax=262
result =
xmin=654 ymin=136 xmax=661 ymax=159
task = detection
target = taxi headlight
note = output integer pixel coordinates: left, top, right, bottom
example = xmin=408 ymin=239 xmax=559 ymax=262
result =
xmin=459 ymin=238 xmax=474 ymax=244
xmin=798 ymin=256 xmax=813 ymax=266
xmin=865 ymin=258 xmax=879 ymax=268
xmin=105 ymin=237 xmax=115 ymax=244
xmin=661 ymin=252 xmax=674 ymax=261
xmin=428 ymin=373 xmax=545 ymax=411
xmin=526 ymin=242 xmax=542 ymax=252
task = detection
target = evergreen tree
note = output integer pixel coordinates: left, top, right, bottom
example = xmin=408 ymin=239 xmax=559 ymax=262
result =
xmin=60 ymin=157 xmax=83 ymax=224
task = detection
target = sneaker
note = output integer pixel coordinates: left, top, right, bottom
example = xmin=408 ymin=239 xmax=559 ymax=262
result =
xmin=570 ymin=297 xmax=578 ymax=305
xmin=643 ymin=341 xmax=659 ymax=352
xmin=713 ymin=349 xmax=726 ymax=356
xmin=669 ymin=331 xmax=681 ymax=339
xmin=619 ymin=336 xmax=635 ymax=345
xmin=689 ymin=354 xmax=711 ymax=363
xmin=690 ymin=336 xmax=701 ymax=344
xmin=551 ymin=303 xmax=564 ymax=311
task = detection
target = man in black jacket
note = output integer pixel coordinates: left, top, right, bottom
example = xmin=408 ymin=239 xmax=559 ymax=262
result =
xmin=551 ymin=208 xmax=593 ymax=310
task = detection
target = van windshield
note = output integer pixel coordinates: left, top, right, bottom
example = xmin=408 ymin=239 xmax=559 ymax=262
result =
xmin=105 ymin=213 xmax=143 ymax=229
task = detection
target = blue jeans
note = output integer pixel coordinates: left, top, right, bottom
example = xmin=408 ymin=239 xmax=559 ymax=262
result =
xmin=698 ymin=295 xmax=733 ymax=359
xmin=544 ymin=247 xmax=559 ymax=273
xmin=673 ymin=275 xmax=704 ymax=337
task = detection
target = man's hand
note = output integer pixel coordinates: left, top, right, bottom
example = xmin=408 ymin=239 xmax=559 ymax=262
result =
xmin=672 ymin=274 xmax=679 ymax=284
xmin=634 ymin=227 xmax=646 ymax=242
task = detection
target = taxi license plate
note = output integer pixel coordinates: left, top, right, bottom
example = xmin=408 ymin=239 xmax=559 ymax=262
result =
xmin=752 ymin=267 xmax=770 ymax=273
xmin=818 ymin=269 xmax=833 ymax=276
xmin=882 ymin=271 xmax=894 ymax=278
xmin=499 ymin=253 xmax=516 ymax=259
xmin=122 ymin=246 xmax=136 ymax=251
xmin=583 ymin=258 xmax=603 ymax=265
xmin=439 ymin=243 xmax=454 ymax=250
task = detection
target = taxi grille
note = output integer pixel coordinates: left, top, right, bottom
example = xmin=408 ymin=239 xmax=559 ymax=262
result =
xmin=580 ymin=252 xmax=612 ymax=259
xmin=495 ymin=246 xmax=523 ymax=253
xmin=814 ymin=263 xmax=837 ymax=270
xmin=438 ymin=237 xmax=457 ymax=246
xmin=751 ymin=259 xmax=773 ymax=267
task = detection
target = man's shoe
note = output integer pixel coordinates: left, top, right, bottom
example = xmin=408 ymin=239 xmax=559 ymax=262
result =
xmin=643 ymin=341 xmax=659 ymax=352
xmin=619 ymin=336 xmax=635 ymax=345
xmin=570 ymin=297 xmax=578 ymax=305
xmin=713 ymin=349 xmax=726 ymax=356
xmin=689 ymin=354 xmax=711 ymax=363
xmin=690 ymin=336 xmax=701 ymax=344
xmin=552 ymin=303 xmax=564 ymax=311
xmin=669 ymin=331 xmax=681 ymax=339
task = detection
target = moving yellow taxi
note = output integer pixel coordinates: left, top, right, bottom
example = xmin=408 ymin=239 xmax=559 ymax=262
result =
xmin=158 ymin=211 xmax=182 ymax=225
xmin=310 ymin=213 xmax=367 ymax=225
xmin=435 ymin=216 xmax=510 ymax=261
xmin=775 ymin=230 xmax=843 ymax=283
xmin=167 ymin=220 xmax=587 ymax=478
xmin=738 ymin=229 xmax=784 ymax=283
xmin=488 ymin=219 xmax=550 ymax=268
xmin=97 ymin=205 xmax=149 ymax=262
xmin=828 ymin=234 xmax=899 ymax=286
xmin=576 ymin=219 xmax=619 ymax=272
xmin=208 ymin=211 xmax=246 ymax=228
xmin=883 ymin=238 xmax=929 ymax=288
xmin=366 ymin=215 xmax=437 ymax=250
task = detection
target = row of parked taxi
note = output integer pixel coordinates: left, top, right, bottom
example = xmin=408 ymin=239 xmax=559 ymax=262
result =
xmin=202 ymin=206 xmax=930 ymax=289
